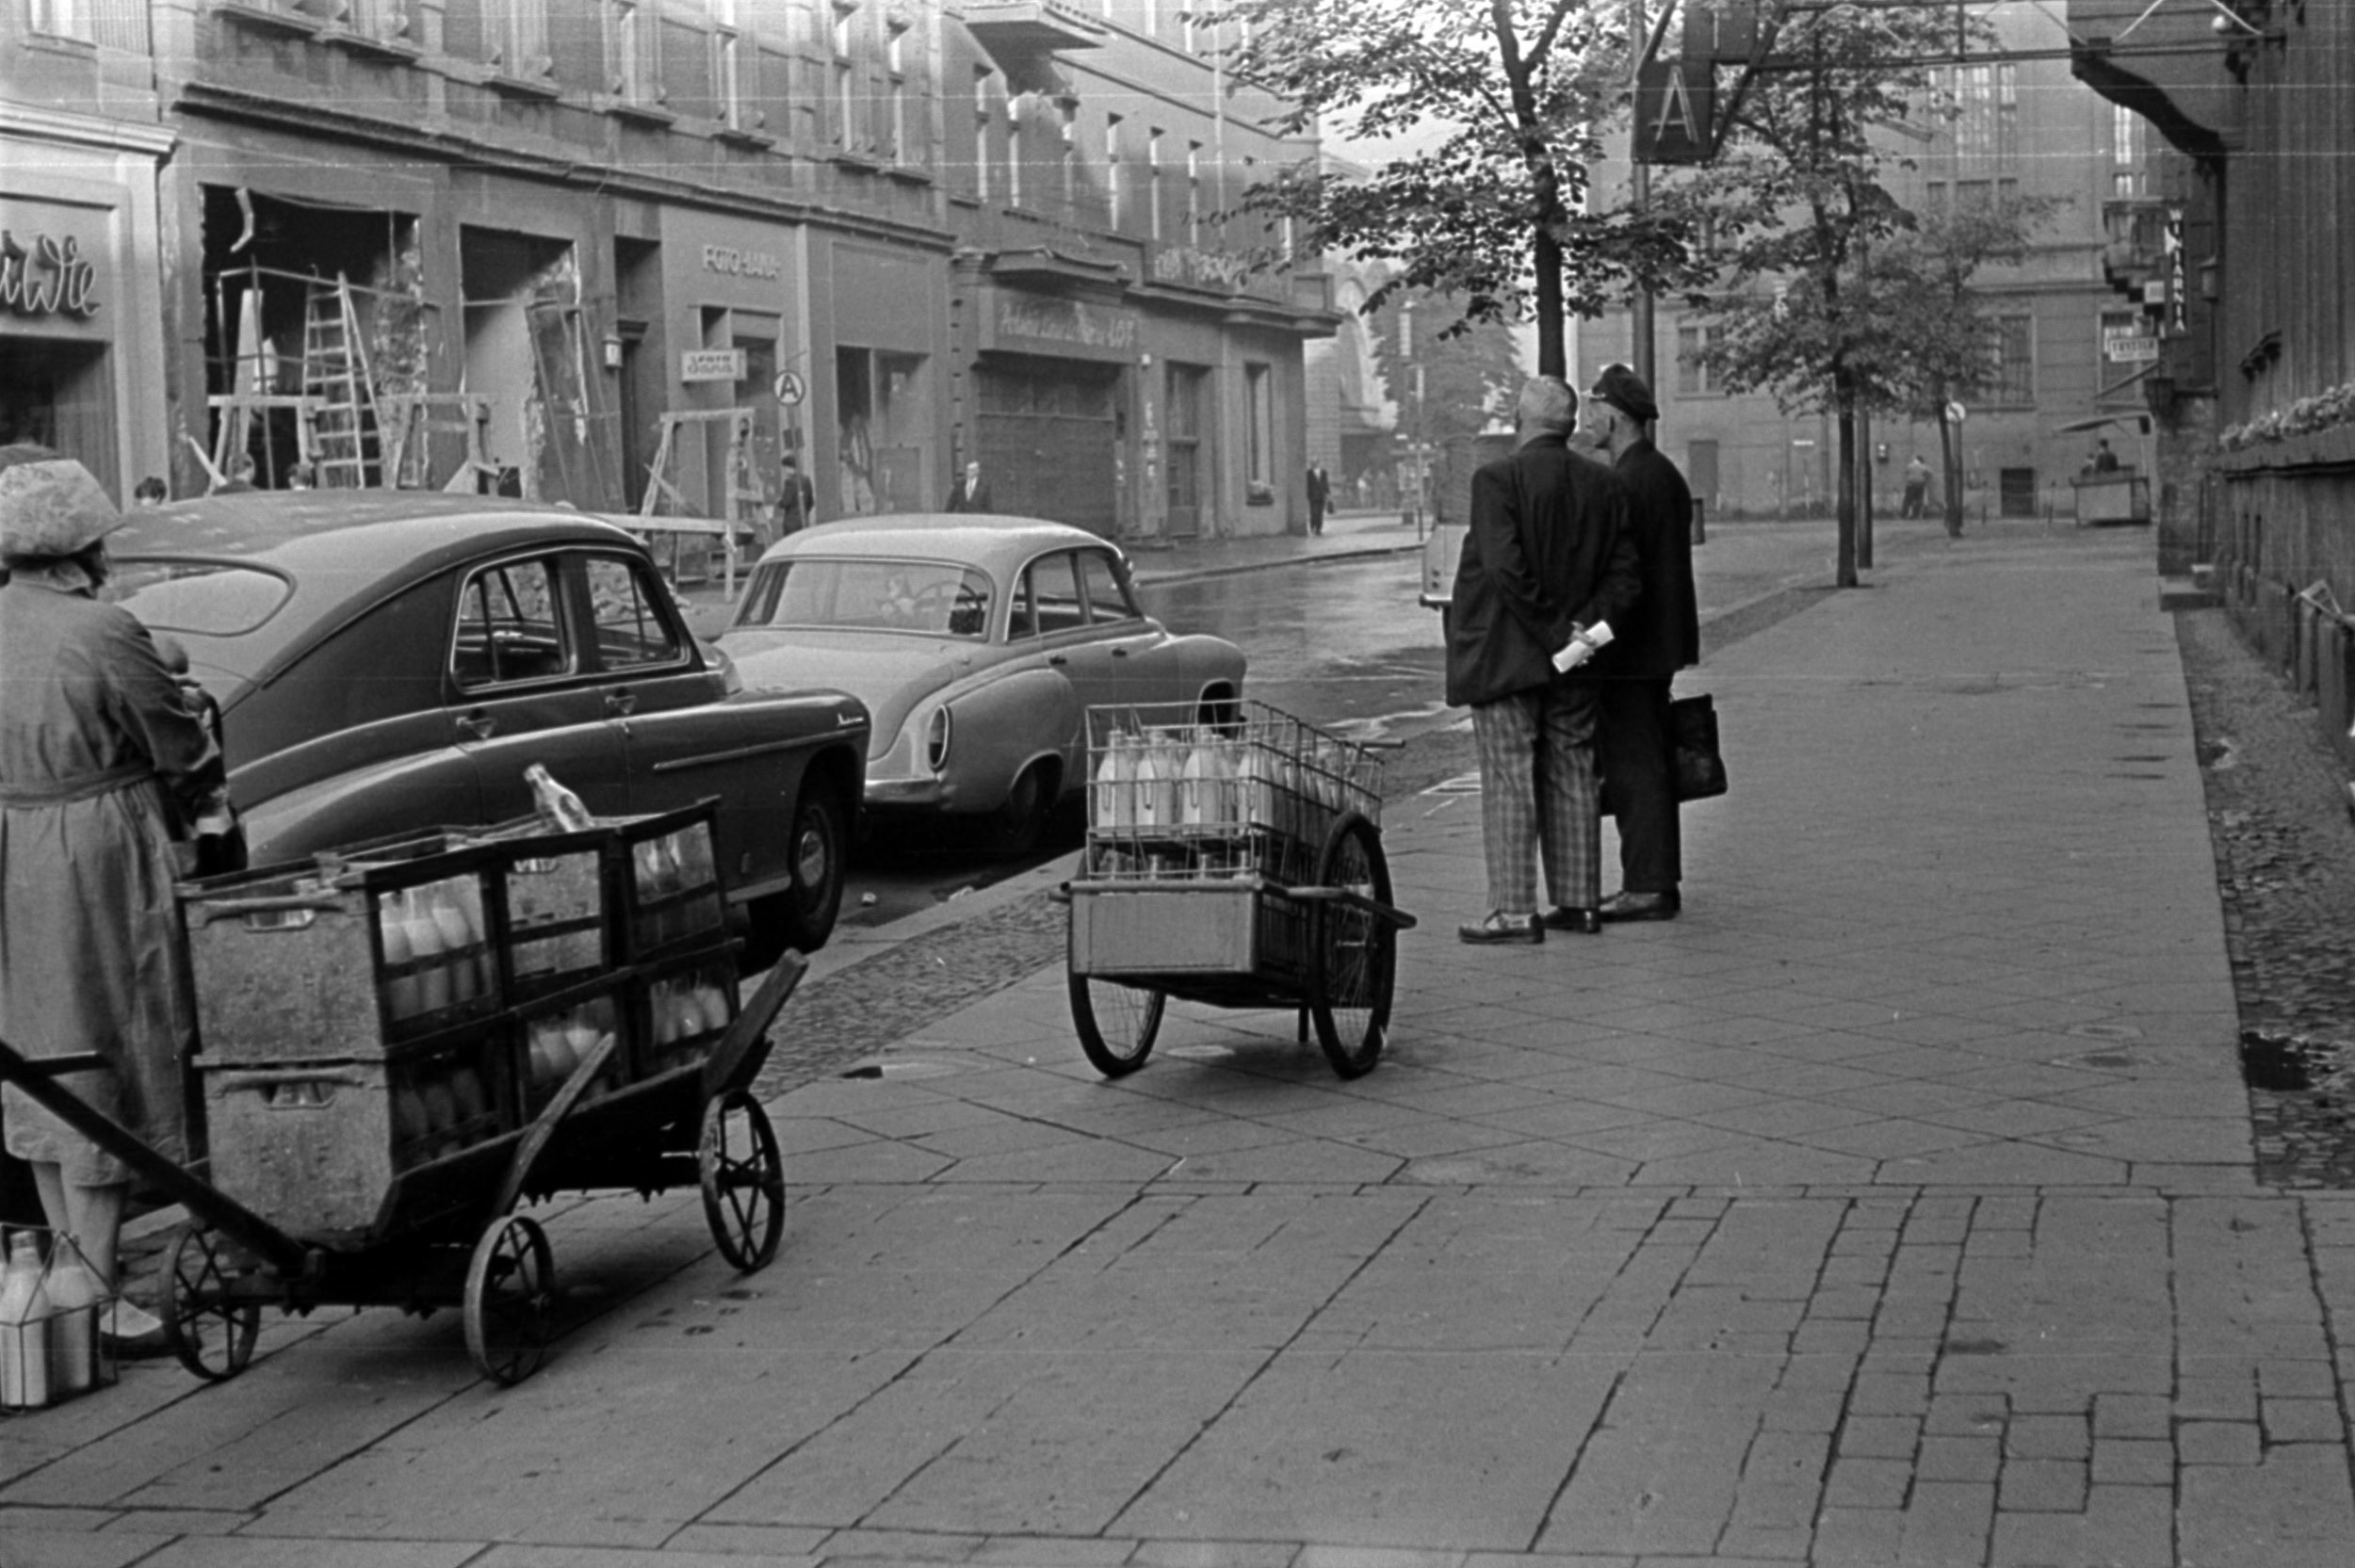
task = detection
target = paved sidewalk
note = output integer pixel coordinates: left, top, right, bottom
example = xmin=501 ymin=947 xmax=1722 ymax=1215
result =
xmin=8 ymin=521 xmax=2341 ymax=1568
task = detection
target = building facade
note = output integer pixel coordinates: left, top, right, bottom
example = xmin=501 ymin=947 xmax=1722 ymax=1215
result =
xmin=0 ymin=0 xmax=1333 ymax=540
xmin=2070 ymin=0 xmax=2355 ymax=766
xmin=1584 ymin=6 xmax=2156 ymax=527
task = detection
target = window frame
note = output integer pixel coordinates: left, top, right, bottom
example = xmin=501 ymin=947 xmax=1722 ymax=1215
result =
xmin=579 ymin=551 xmax=691 ymax=674
xmin=449 ymin=554 xmax=580 ymax=692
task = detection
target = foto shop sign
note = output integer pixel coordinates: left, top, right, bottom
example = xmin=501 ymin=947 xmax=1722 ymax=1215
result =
xmin=1 ymin=232 xmax=101 ymax=319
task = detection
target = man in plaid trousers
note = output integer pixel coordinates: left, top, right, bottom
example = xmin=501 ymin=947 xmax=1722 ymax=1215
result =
xmin=1444 ymin=378 xmax=1642 ymax=944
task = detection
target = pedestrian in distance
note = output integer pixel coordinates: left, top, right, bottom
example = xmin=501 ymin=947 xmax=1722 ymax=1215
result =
xmin=1573 ymin=364 xmax=1699 ymax=924
xmin=2089 ymin=438 xmax=2120 ymax=473
xmin=132 ymin=477 xmax=169 ymax=508
xmin=945 ymin=460 xmax=993 ymax=513
xmin=1901 ymin=452 xmax=1929 ymax=519
xmin=1446 ymin=377 xmax=1642 ymax=945
xmin=775 ymin=453 xmax=816 ymax=536
xmin=1305 ymin=461 xmax=1330 ymax=535
xmin=214 ymin=453 xmax=257 ymax=494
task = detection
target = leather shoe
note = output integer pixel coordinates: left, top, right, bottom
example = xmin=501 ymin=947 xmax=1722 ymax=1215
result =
xmin=1457 ymin=911 xmax=1543 ymax=946
xmin=1540 ymin=905 xmax=1602 ymax=934
xmin=1599 ymin=890 xmax=1681 ymax=922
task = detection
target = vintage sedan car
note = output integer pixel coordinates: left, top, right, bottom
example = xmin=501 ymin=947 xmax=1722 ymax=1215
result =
xmin=107 ymin=493 xmax=869 ymax=967
xmin=718 ymin=515 xmax=1245 ymax=853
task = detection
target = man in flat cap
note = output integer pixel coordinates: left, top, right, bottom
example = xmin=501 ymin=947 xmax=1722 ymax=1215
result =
xmin=1569 ymin=363 xmax=1699 ymax=921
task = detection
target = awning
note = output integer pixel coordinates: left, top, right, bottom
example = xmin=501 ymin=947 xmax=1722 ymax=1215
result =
xmin=2055 ymin=412 xmax=2152 ymax=434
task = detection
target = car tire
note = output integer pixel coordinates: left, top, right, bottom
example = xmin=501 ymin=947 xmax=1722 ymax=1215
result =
xmin=742 ymin=784 xmax=845 ymax=970
xmin=988 ymin=762 xmax=1052 ymax=859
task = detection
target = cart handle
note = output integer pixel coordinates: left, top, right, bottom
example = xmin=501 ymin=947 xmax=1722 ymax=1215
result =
xmin=0 ymin=1036 xmax=315 ymax=1277
xmin=1287 ymin=883 xmax=1420 ymax=930
xmin=490 ymin=1028 xmax=625 ymax=1220
xmin=187 ymin=892 xmax=350 ymax=929
xmin=210 ymin=1065 xmax=371 ymax=1091
xmin=699 ymin=950 xmax=806 ymax=1103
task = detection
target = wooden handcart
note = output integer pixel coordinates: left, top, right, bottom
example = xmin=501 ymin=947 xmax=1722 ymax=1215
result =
xmin=1060 ymin=702 xmax=1417 ymax=1080
xmin=0 ymin=802 xmax=799 ymax=1388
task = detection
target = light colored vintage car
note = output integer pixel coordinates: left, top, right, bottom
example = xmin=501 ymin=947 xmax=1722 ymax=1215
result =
xmin=719 ymin=515 xmax=1246 ymax=853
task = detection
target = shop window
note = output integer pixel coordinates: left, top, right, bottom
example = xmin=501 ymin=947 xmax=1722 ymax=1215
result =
xmin=836 ymin=346 xmax=927 ymax=514
xmin=1165 ymin=361 xmax=1209 ymax=538
xmin=0 ymin=338 xmax=118 ymax=498
xmin=1244 ymin=363 xmax=1273 ymax=493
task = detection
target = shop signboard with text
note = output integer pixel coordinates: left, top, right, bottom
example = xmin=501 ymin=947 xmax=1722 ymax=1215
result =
xmin=981 ymin=290 xmax=1140 ymax=364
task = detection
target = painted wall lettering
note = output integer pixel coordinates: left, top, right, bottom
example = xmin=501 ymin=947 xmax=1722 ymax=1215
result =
xmin=0 ymin=232 xmax=101 ymax=318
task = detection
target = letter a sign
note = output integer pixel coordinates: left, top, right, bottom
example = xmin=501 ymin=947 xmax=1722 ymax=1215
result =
xmin=1634 ymin=57 xmax=1712 ymax=165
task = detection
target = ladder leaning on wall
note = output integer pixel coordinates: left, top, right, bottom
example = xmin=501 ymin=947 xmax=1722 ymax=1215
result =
xmin=300 ymin=273 xmax=381 ymax=488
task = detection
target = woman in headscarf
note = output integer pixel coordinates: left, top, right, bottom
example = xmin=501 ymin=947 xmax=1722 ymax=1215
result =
xmin=0 ymin=448 xmax=221 ymax=1343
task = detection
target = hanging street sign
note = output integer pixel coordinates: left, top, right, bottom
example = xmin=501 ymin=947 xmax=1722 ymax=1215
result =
xmin=1633 ymin=56 xmax=1713 ymax=164
xmin=772 ymin=369 xmax=806 ymax=406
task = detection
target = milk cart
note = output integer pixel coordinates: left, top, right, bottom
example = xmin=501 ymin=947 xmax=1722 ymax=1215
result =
xmin=1060 ymin=702 xmax=1417 ymax=1080
xmin=0 ymin=802 xmax=797 ymax=1388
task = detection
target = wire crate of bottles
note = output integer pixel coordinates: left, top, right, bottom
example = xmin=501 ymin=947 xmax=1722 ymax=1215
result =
xmin=0 ymin=1228 xmax=115 ymax=1413
xmin=1080 ymin=700 xmax=1384 ymax=888
xmin=1060 ymin=701 xmax=1413 ymax=1082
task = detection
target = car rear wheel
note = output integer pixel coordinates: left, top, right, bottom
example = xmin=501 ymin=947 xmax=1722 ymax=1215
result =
xmin=742 ymin=784 xmax=844 ymax=969
xmin=989 ymin=762 xmax=1053 ymax=858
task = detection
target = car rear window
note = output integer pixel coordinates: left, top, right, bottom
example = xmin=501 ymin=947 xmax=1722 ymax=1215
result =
xmin=734 ymin=558 xmax=994 ymax=639
xmin=106 ymin=560 xmax=292 ymax=637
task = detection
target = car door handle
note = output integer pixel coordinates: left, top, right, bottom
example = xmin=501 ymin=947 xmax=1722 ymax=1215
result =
xmin=456 ymin=711 xmax=496 ymax=742
xmin=1048 ymin=654 xmax=1069 ymax=667
xmin=1111 ymin=647 xmax=1129 ymax=657
xmin=605 ymin=689 xmax=638 ymax=717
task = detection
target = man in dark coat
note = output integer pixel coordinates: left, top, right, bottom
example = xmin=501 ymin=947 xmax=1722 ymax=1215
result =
xmin=1574 ymin=363 xmax=1699 ymax=921
xmin=945 ymin=460 xmax=993 ymax=512
xmin=1446 ymin=377 xmax=1642 ymax=944
xmin=1306 ymin=461 xmax=1330 ymax=535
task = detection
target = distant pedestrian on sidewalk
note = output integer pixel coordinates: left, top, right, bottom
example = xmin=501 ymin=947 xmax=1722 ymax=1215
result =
xmin=1447 ymin=377 xmax=1641 ymax=945
xmin=1574 ymin=364 xmax=1697 ymax=924
xmin=1901 ymin=452 xmax=1929 ymax=518
xmin=945 ymin=460 xmax=993 ymax=513
xmin=1305 ymin=461 xmax=1330 ymax=535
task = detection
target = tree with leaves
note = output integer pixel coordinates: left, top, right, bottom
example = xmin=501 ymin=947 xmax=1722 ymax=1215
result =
xmin=1863 ymin=195 xmax=2061 ymax=537
xmin=1210 ymin=0 xmax=1697 ymax=377
xmin=1666 ymin=1 xmax=1985 ymax=585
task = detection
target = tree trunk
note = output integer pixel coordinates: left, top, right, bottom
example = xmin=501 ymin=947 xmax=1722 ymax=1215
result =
xmin=1936 ymin=397 xmax=1963 ymax=538
xmin=1833 ymin=370 xmax=1859 ymax=588
xmin=1534 ymin=223 xmax=1566 ymax=378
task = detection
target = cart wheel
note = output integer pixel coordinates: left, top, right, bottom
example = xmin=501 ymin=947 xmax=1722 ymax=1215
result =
xmin=1069 ymin=972 xmax=1165 ymax=1076
xmin=700 ymin=1089 xmax=787 ymax=1271
xmin=1309 ymin=813 xmax=1396 ymax=1079
xmin=464 ymin=1214 xmax=555 ymax=1386
xmin=160 ymin=1222 xmax=261 ymax=1382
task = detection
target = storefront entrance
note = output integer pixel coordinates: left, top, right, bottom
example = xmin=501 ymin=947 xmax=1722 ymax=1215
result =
xmin=973 ymin=354 xmax=1119 ymax=535
xmin=0 ymin=336 xmax=113 ymax=489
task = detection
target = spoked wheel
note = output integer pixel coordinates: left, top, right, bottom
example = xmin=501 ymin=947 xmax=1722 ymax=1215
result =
xmin=699 ymin=1089 xmax=787 ymax=1271
xmin=463 ymin=1214 xmax=556 ymax=1386
xmin=160 ymin=1222 xmax=262 ymax=1382
xmin=1308 ymin=813 xmax=1397 ymax=1079
xmin=1068 ymin=971 xmax=1166 ymax=1077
